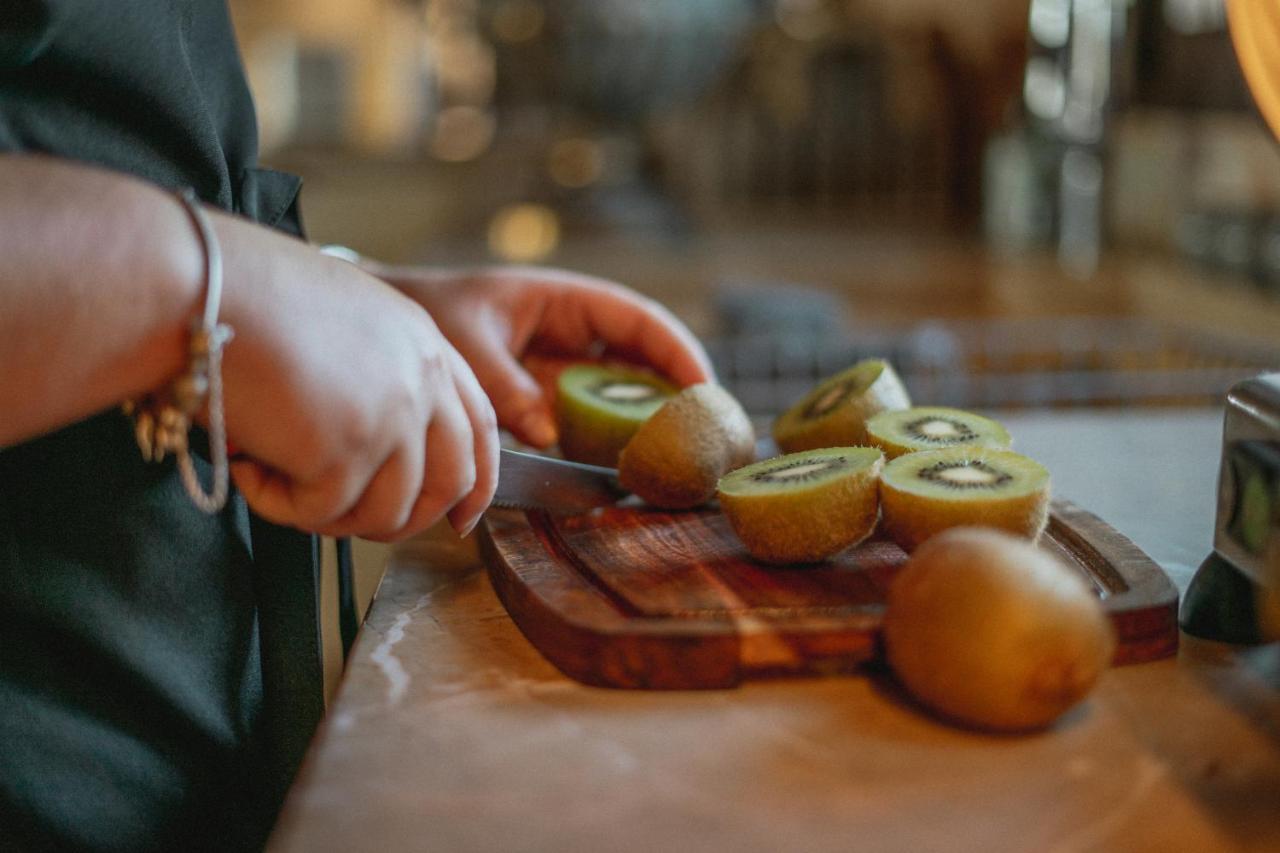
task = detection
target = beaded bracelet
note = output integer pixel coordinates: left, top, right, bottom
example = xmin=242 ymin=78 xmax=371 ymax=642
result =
xmin=123 ymin=187 xmax=234 ymax=513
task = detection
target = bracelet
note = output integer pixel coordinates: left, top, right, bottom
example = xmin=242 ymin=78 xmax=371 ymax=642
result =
xmin=123 ymin=187 xmax=235 ymax=513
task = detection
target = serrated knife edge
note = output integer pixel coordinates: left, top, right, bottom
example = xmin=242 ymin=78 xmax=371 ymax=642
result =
xmin=492 ymin=448 xmax=625 ymax=513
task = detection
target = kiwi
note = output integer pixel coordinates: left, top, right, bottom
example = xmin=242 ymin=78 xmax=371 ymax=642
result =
xmin=879 ymin=447 xmax=1050 ymax=551
xmin=865 ymin=406 xmax=1011 ymax=459
xmin=883 ymin=527 xmax=1116 ymax=731
xmin=717 ymin=447 xmax=884 ymax=563
xmin=772 ymin=359 xmax=911 ymax=454
xmin=618 ymin=384 xmax=755 ymax=509
xmin=555 ymin=364 xmax=677 ymax=467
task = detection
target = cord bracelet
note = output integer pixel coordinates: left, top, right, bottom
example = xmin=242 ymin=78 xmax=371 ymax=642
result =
xmin=123 ymin=187 xmax=234 ymax=513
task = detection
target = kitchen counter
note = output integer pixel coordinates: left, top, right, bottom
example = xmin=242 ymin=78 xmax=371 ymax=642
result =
xmin=268 ymin=407 xmax=1280 ymax=852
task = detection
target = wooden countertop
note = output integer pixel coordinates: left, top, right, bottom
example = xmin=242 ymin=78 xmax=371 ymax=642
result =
xmin=268 ymin=407 xmax=1280 ymax=852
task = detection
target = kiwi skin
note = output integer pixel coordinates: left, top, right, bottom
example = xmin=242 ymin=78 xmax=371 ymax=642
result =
xmin=555 ymin=364 xmax=675 ymax=467
xmin=717 ymin=448 xmax=884 ymax=564
xmin=618 ymin=384 xmax=756 ymax=509
xmin=883 ymin=527 xmax=1116 ymax=732
xmin=879 ymin=448 xmax=1050 ymax=552
xmin=772 ymin=359 xmax=911 ymax=454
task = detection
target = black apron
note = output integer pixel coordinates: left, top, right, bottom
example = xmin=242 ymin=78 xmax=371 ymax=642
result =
xmin=1 ymin=3 xmax=324 ymax=850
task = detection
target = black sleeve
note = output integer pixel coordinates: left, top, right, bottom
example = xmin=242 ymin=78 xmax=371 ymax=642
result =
xmin=0 ymin=1 xmax=71 ymax=67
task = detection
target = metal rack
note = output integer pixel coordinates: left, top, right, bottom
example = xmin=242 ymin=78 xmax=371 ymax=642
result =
xmin=706 ymin=315 xmax=1280 ymax=415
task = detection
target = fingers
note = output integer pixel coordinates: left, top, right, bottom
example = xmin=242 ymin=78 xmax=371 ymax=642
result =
xmin=443 ymin=348 xmax=500 ymax=536
xmin=235 ymin=366 xmax=497 ymax=542
xmin=371 ymin=347 xmax=497 ymax=542
xmin=231 ymin=456 xmax=373 ymax=532
xmin=372 ymin=393 xmax=477 ymax=542
xmin=452 ymin=327 xmax=556 ymax=448
xmin=312 ymin=442 xmax=425 ymax=540
xmin=548 ymin=277 xmax=715 ymax=387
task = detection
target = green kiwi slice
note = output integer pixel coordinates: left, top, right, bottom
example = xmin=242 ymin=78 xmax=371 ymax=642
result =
xmin=772 ymin=359 xmax=911 ymax=454
xmin=879 ymin=447 xmax=1050 ymax=551
xmin=717 ymin=447 xmax=884 ymax=563
xmin=865 ymin=406 xmax=1012 ymax=459
xmin=555 ymin=364 xmax=677 ymax=467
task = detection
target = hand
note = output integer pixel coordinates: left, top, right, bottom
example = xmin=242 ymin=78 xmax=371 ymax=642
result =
xmin=377 ymin=265 xmax=715 ymax=448
xmin=213 ymin=217 xmax=498 ymax=540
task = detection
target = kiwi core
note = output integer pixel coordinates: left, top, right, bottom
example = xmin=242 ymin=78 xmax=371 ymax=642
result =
xmin=755 ymin=460 xmax=842 ymax=482
xmin=804 ymin=383 xmax=853 ymax=418
xmin=592 ymin=381 xmax=664 ymax=403
xmin=920 ymin=460 xmax=1013 ymax=489
xmin=907 ymin=417 xmax=976 ymax=443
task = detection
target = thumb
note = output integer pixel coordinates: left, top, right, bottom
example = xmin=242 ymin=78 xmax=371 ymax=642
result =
xmin=459 ymin=335 xmax=557 ymax=448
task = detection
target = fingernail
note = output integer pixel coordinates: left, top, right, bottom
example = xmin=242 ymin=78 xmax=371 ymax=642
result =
xmin=517 ymin=411 xmax=556 ymax=448
xmin=451 ymin=512 xmax=482 ymax=539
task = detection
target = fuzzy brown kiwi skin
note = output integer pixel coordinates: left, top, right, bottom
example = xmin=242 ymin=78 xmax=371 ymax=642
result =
xmin=618 ymin=384 xmax=755 ymax=509
xmin=718 ymin=450 xmax=883 ymax=563
xmin=883 ymin=527 xmax=1115 ymax=731
xmin=773 ymin=359 xmax=911 ymax=454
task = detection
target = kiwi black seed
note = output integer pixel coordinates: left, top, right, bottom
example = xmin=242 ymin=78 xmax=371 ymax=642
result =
xmin=879 ymin=447 xmax=1051 ymax=551
xmin=717 ymin=447 xmax=884 ymax=564
xmin=772 ymin=359 xmax=911 ymax=453
xmin=555 ymin=364 xmax=677 ymax=467
xmin=864 ymin=406 xmax=1012 ymax=460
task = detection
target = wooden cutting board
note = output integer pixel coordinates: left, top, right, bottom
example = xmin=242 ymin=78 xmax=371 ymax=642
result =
xmin=480 ymin=499 xmax=1179 ymax=690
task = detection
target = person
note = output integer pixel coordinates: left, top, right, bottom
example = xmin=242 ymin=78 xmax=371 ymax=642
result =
xmin=0 ymin=2 xmax=713 ymax=850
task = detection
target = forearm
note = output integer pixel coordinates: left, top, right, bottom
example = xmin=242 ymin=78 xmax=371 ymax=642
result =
xmin=0 ymin=155 xmax=205 ymax=447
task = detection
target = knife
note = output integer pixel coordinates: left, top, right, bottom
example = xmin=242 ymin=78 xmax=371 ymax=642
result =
xmin=492 ymin=448 xmax=626 ymax=513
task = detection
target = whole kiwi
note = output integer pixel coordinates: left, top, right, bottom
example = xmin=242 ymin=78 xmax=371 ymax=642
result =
xmin=883 ymin=527 xmax=1116 ymax=732
xmin=618 ymin=383 xmax=755 ymax=509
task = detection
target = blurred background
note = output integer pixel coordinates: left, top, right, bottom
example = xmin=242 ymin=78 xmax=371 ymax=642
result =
xmin=225 ymin=0 xmax=1280 ymax=694
xmin=228 ymin=0 xmax=1280 ymax=415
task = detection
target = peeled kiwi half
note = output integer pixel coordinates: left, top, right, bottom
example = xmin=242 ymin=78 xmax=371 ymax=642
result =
xmin=618 ymin=383 xmax=755 ymax=509
xmin=772 ymin=359 xmax=911 ymax=454
xmin=717 ymin=447 xmax=884 ymax=563
xmin=555 ymin=364 xmax=677 ymax=467
xmin=883 ymin=527 xmax=1116 ymax=732
xmin=865 ymin=406 xmax=1011 ymax=459
xmin=879 ymin=446 xmax=1050 ymax=551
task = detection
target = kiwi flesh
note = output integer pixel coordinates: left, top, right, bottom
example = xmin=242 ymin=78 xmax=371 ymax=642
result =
xmin=883 ymin=527 xmax=1116 ymax=732
xmin=879 ymin=447 xmax=1050 ymax=551
xmin=555 ymin=364 xmax=677 ymax=467
xmin=717 ymin=447 xmax=884 ymax=563
xmin=618 ymin=383 xmax=755 ymax=509
xmin=865 ymin=406 xmax=1011 ymax=459
xmin=772 ymin=359 xmax=911 ymax=454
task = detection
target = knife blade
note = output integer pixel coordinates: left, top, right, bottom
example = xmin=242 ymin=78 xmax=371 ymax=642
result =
xmin=492 ymin=448 xmax=625 ymax=513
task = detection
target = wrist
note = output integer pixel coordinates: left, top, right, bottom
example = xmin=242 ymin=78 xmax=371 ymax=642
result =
xmin=125 ymin=187 xmax=234 ymax=512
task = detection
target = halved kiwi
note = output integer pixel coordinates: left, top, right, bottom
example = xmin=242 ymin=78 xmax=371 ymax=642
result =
xmin=618 ymin=383 xmax=755 ymax=509
xmin=555 ymin=364 xmax=677 ymax=467
xmin=879 ymin=447 xmax=1050 ymax=551
xmin=772 ymin=359 xmax=911 ymax=454
xmin=865 ymin=406 xmax=1012 ymax=459
xmin=717 ymin=447 xmax=884 ymax=563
